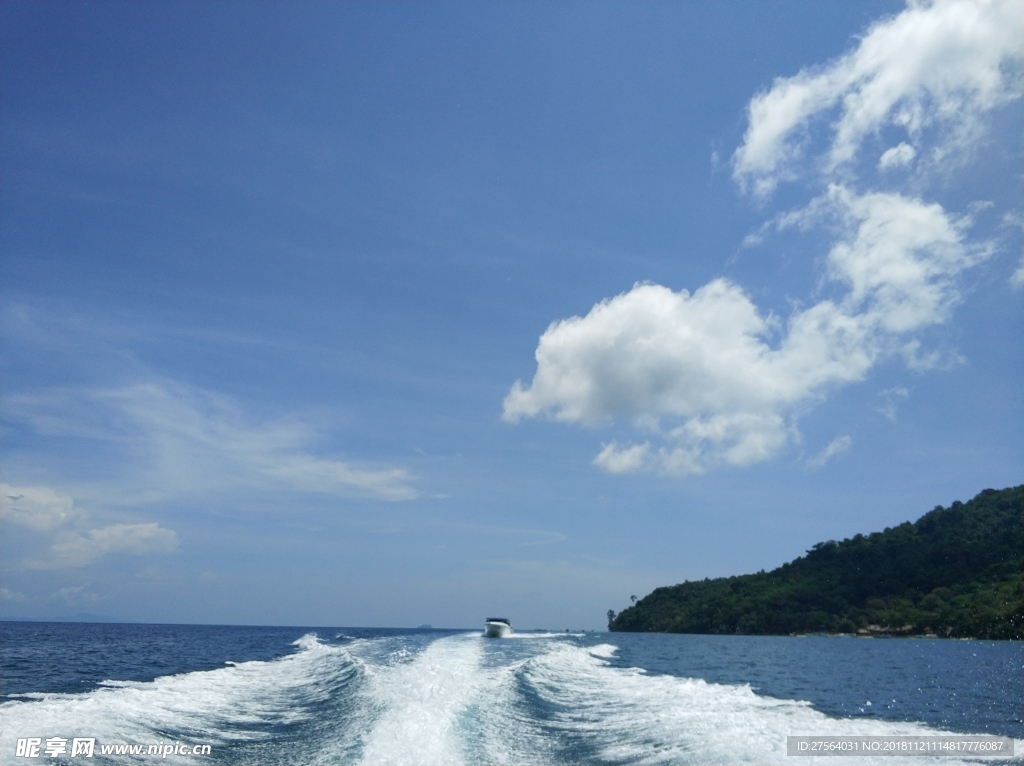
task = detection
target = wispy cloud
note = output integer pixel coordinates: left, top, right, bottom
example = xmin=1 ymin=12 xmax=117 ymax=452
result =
xmin=439 ymin=521 xmax=567 ymax=548
xmin=504 ymin=0 xmax=1021 ymax=477
xmin=5 ymin=381 xmax=417 ymax=502
xmin=266 ymin=456 xmax=415 ymax=502
xmin=48 ymin=585 xmax=102 ymax=606
xmin=732 ymin=0 xmax=1023 ymax=196
xmin=806 ymin=435 xmax=853 ymax=469
xmin=1013 ymin=260 xmax=1024 ymax=288
xmin=0 ymin=588 xmax=26 ymax=603
xmin=1004 ymin=212 xmax=1024 ymax=288
xmin=878 ymin=385 xmax=911 ymax=422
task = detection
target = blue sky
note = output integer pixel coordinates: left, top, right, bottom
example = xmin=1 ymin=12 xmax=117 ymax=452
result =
xmin=1 ymin=0 xmax=1021 ymax=630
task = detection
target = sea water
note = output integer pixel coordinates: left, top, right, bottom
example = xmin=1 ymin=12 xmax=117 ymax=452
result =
xmin=0 ymin=622 xmax=1020 ymax=765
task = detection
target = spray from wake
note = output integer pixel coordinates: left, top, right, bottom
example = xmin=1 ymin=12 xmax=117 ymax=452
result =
xmin=0 ymin=634 xmax=362 ymax=764
xmin=0 ymin=633 xmax=1015 ymax=765
xmin=352 ymin=635 xmax=484 ymax=765
xmin=509 ymin=642 xmax=1019 ymax=765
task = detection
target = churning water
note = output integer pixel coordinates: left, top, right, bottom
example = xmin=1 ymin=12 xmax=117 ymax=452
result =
xmin=0 ymin=623 xmax=1020 ymax=765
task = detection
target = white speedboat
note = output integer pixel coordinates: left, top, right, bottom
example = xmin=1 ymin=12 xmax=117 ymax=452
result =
xmin=484 ymin=618 xmax=512 ymax=638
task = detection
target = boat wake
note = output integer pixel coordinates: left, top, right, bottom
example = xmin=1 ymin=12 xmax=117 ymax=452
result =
xmin=0 ymin=633 xmax=1016 ymax=765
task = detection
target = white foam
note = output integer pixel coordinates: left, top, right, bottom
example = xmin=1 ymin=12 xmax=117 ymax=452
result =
xmin=513 ymin=641 xmax=1019 ymax=765
xmin=352 ymin=634 xmax=486 ymax=766
xmin=504 ymin=632 xmax=572 ymax=640
xmin=0 ymin=634 xmax=362 ymax=763
xmin=584 ymin=643 xmax=617 ymax=658
xmin=2 ymin=633 xmax=1016 ymax=765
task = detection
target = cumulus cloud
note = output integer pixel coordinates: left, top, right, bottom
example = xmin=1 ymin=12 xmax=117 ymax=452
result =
xmin=822 ymin=185 xmax=984 ymax=332
xmin=504 ymin=186 xmax=979 ymax=474
xmin=878 ymin=142 xmax=917 ymax=170
xmin=806 ymin=435 xmax=853 ymax=469
xmin=7 ymin=382 xmax=417 ymax=502
xmin=504 ymin=280 xmax=783 ymax=427
xmin=503 ymin=281 xmax=834 ymax=474
xmin=733 ymin=0 xmax=1023 ymax=196
xmin=45 ymin=522 xmax=178 ymax=569
xmin=593 ymin=442 xmax=651 ymax=474
xmin=505 ymin=1 xmax=1018 ymax=477
xmin=2 ymin=482 xmax=181 ymax=569
xmin=1 ymin=484 xmax=78 ymax=531
xmin=49 ymin=585 xmax=102 ymax=606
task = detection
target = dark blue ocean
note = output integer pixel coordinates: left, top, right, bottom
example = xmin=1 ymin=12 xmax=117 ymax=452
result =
xmin=0 ymin=622 xmax=1020 ymax=765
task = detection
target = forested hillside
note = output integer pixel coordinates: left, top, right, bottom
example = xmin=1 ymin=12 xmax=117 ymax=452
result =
xmin=610 ymin=486 xmax=1023 ymax=639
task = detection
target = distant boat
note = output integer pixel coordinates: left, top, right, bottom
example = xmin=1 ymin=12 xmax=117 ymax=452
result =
xmin=484 ymin=618 xmax=512 ymax=638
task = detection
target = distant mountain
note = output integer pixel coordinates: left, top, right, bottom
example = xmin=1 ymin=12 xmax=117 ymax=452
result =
xmin=610 ymin=486 xmax=1023 ymax=640
xmin=0 ymin=612 xmax=133 ymax=624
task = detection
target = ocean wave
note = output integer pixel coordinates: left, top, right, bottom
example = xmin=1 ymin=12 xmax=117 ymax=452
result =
xmin=509 ymin=641 xmax=1019 ymax=765
xmin=0 ymin=633 xmax=363 ymax=764
xmin=0 ymin=633 xmax=1016 ymax=765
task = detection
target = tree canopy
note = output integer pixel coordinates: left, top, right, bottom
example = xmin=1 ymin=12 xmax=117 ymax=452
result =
xmin=610 ymin=486 xmax=1023 ymax=640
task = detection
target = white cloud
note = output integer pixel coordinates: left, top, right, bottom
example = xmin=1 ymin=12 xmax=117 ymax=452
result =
xmin=7 ymin=381 xmax=417 ymax=503
xmin=45 ymin=522 xmax=179 ymax=569
xmin=504 ymin=280 xmax=780 ymax=426
xmin=1013 ymin=257 xmax=1024 ymax=287
xmin=878 ymin=385 xmax=911 ymax=421
xmin=0 ymin=484 xmax=78 ymax=531
xmin=1 ymin=482 xmax=181 ymax=569
xmin=741 ymin=230 xmax=766 ymax=248
xmin=593 ymin=442 xmax=651 ymax=474
xmin=1002 ymin=212 xmax=1024 ymax=287
xmin=506 ymin=1 xmax=1017 ymax=478
xmin=504 ymin=280 xmax=813 ymax=473
xmin=504 ymin=187 xmax=977 ymax=474
xmin=822 ymin=185 xmax=982 ymax=333
xmin=49 ymin=585 xmax=102 ymax=606
xmin=733 ymin=0 xmax=1023 ymax=195
xmin=878 ymin=142 xmax=917 ymax=170
xmin=806 ymin=435 xmax=853 ymax=469
xmin=267 ymin=456 xmax=416 ymax=502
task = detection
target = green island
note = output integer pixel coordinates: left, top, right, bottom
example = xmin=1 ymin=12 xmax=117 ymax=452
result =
xmin=609 ymin=486 xmax=1023 ymax=640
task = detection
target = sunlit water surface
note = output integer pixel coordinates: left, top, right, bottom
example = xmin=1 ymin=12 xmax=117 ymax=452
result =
xmin=1 ymin=622 xmax=1020 ymax=765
